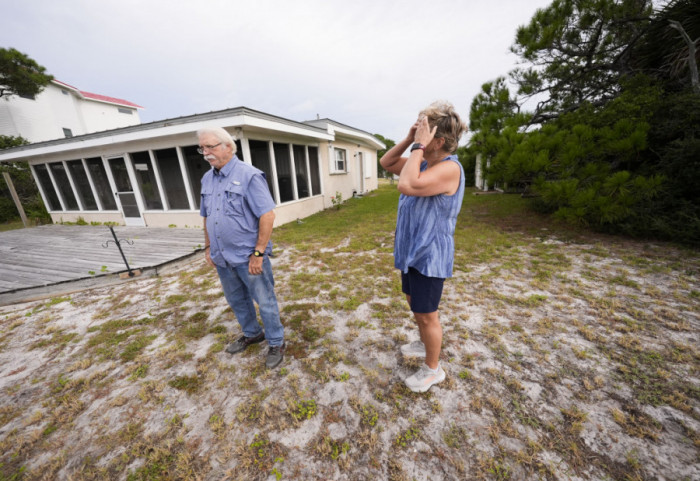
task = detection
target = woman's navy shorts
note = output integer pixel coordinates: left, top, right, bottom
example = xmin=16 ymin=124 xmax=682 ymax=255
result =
xmin=401 ymin=267 xmax=445 ymax=313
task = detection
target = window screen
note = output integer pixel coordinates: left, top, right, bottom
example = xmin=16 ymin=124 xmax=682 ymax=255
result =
xmin=66 ymin=160 xmax=98 ymax=210
xmin=153 ymin=148 xmax=189 ymax=209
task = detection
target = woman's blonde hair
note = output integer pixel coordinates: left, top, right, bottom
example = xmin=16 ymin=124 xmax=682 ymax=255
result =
xmin=420 ymin=101 xmax=467 ymax=153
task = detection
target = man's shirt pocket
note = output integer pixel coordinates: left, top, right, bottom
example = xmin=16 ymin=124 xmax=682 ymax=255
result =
xmin=201 ymin=186 xmax=213 ymax=217
xmin=224 ymin=183 xmax=246 ymax=217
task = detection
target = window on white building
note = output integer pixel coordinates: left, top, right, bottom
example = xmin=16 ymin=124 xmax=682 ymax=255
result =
xmin=153 ymin=148 xmax=189 ymax=209
xmin=85 ymin=158 xmax=118 ymax=210
xmin=309 ymin=146 xmax=321 ymax=195
xmin=249 ymin=140 xmax=275 ymax=196
xmin=66 ymin=160 xmax=98 ymax=210
xmin=62 ymin=128 xmax=73 ymax=138
xmin=182 ymin=145 xmax=209 ymax=209
xmin=333 ymin=148 xmax=347 ymax=173
xmin=131 ymin=151 xmax=163 ymax=210
xmin=274 ymin=143 xmax=294 ymax=203
xmin=48 ymin=162 xmax=79 ymax=210
xmin=293 ymin=144 xmax=310 ymax=199
xmin=32 ymin=164 xmax=61 ymax=211
xmin=118 ymin=108 xmax=133 ymax=114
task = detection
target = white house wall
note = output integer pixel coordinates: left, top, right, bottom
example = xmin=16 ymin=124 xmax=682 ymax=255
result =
xmin=0 ymin=83 xmax=140 ymax=143
xmin=321 ymin=139 xmax=378 ymax=207
xmin=79 ymin=100 xmax=141 ymax=133
xmin=0 ymin=87 xmax=75 ymax=142
xmin=1 ymin=84 xmax=86 ymax=142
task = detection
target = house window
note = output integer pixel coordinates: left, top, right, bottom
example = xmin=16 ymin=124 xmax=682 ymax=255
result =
xmin=32 ymin=164 xmax=61 ymax=211
xmin=66 ymin=160 xmax=98 ymax=210
xmin=309 ymin=146 xmax=321 ymax=196
xmin=153 ymin=148 xmax=189 ymax=209
xmin=85 ymin=157 xmax=118 ymax=210
xmin=63 ymin=128 xmax=73 ymax=138
xmin=274 ymin=143 xmax=294 ymax=203
xmin=61 ymin=90 xmax=69 ymax=95
xmin=130 ymin=151 xmax=163 ymax=210
xmin=293 ymin=144 xmax=310 ymax=199
xmin=249 ymin=140 xmax=274 ymax=197
xmin=48 ymin=162 xmax=79 ymax=210
xmin=333 ymin=148 xmax=347 ymax=173
xmin=182 ymin=145 xmax=209 ymax=209
xmin=117 ymin=108 xmax=133 ymax=114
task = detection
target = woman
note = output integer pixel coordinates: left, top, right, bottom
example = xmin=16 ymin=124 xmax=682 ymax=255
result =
xmin=380 ymin=101 xmax=467 ymax=393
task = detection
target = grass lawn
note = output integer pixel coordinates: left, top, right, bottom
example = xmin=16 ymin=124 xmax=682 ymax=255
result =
xmin=0 ymin=183 xmax=698 ymax=480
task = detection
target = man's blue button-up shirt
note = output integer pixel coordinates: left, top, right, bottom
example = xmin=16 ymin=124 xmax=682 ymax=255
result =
xmin=200 ymin=155 xmax=276 ymax=267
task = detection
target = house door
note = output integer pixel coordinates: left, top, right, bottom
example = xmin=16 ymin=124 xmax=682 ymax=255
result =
xmin=107 ymin=156 xmax=144 ymax=226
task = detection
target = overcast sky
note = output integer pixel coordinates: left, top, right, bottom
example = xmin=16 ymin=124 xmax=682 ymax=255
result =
xmin=1 ymin=0 xmax=552 ymax=143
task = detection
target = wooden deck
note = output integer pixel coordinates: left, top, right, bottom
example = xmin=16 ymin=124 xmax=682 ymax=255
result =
xmin=0 ymin=225 xmax=205 ymax=303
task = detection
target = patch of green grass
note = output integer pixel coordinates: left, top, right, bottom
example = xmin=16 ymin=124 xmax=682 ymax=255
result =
xmin=128 ymin=364 xmax=148 ymax=381
xmin=358 ymin=402 xmax=379 ymax=428
xmin=42 ymin=423 xmax=57 ymax=437
xmin=45 ymin=296 xmax=71 ymax=307
xmin=30 ymin=330 xmax=79 ymax=351
xmin=236 ymin=389 xmax=270 ymax=422
xmin=0 ymin=463 xmax=27 ymax=480
xmin=276 ymin=186 xmax=398 ymax=249
xmin=394 ymin=423 xmax=420 ymax=448
xmin=164 ymin=294 xmax=189 ymax=306
xmin=443 ymin=422 xmax=468 ymax=448
xmin=168 ymin=375 xmax=202 ymax=394
xmin=458 ymin=369 xmax=473 ymax=380
xmin=120 ymin=334 xmax=158 ymax=362
xmin=84 ymin=316 xmax=164 ymax=361
xmin=208 ymin=324 xmax=227 ymax=335
xmin=289 ymin=399 xmax=317 ymax=422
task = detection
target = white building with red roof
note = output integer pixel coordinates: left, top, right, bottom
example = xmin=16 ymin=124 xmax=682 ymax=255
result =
xmin=0 ymin=79 xmax=143 ymax=143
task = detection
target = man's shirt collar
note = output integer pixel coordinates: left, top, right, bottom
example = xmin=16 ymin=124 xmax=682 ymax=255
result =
xmin=213 ymin=155 xmax=238 ymax=177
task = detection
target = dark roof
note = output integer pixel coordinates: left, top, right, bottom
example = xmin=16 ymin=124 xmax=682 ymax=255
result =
xmin=0 ymin=106 xmax=329 ymax=156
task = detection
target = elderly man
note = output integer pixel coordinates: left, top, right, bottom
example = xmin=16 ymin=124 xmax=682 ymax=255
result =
xmin=198 ymin=127 xmax=285 ymax=369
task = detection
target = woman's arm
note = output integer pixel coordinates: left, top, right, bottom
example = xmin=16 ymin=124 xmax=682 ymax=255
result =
xmin=380 ymin=119 xmax=420 ymax=176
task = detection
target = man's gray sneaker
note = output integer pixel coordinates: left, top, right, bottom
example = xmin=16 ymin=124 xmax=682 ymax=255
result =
xmin=400 ymin=340 xmax=426 ymax=357
xmin=225 ymin=332 xmax=265 ymax=354
xmin=266 ymin=342 xmax=285 ymax=369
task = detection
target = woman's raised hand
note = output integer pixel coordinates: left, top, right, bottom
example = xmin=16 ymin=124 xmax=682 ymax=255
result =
xmin=414 ymin=115 xmax=437 ymax=146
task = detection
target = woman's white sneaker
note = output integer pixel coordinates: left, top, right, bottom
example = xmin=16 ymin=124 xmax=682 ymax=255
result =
xmin=405 ymin=364 xmax=446 ymax=393
xmin=400 ymin=340 xmax=426 ymax=357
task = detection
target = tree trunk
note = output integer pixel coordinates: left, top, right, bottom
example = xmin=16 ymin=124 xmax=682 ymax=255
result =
xmin=669 ymin=20 xmax=700 ymax=95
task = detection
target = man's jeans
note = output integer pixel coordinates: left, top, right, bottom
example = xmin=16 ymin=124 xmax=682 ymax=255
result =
xmin=216 ymin=257 xmax=284 ymax=347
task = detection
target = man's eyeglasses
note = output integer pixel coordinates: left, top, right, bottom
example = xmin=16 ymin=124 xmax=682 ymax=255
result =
xmin=197 ymin=142 xmax=223 ymax=154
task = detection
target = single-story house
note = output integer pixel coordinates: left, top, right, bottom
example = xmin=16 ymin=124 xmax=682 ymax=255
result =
xmin=0 ymin=107 xmax=385 ymax=228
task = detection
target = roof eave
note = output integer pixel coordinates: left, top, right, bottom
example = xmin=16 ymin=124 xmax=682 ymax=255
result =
xmin=0 ymin=106 xmax=333 ymax=162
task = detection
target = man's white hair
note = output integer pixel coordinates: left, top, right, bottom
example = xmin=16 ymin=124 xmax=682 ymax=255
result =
xmin=197 ymin=127 xmax=237 ymax=154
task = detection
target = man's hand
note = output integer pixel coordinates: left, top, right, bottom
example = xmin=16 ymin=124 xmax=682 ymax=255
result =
xmin=249 ymin=255 xmax=263 ymax=275
xmin=205 ymin=249 xmax=215 ymax=268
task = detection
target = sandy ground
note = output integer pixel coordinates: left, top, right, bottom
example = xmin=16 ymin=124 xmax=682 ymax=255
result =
xmin=0 ymin=227 xmax=698 ymax=480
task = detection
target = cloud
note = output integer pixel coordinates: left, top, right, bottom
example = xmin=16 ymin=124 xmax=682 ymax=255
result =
xmin=0 ymin=0 xmax=552 ymax=142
